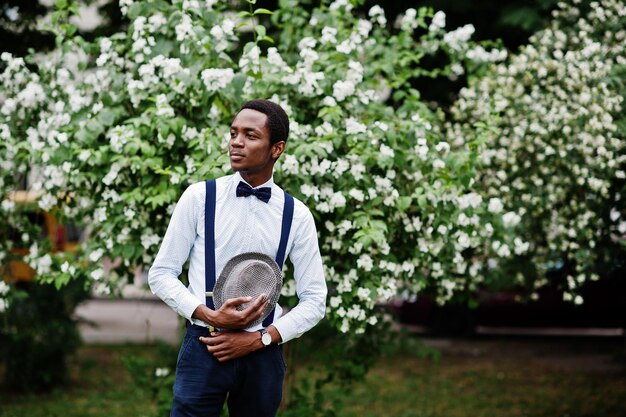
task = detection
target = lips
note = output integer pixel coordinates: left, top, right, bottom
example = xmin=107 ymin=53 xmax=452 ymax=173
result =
xmin=230 ymin=152 xmax=245 ymax=161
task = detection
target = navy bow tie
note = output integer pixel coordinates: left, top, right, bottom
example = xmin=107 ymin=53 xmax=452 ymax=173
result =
xmin=236 ymin=181 xmax=272 ymax=203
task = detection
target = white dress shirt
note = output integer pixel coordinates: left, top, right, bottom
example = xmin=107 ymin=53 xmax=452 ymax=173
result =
xmin=148 ymin=172 xmax=327 ymax=344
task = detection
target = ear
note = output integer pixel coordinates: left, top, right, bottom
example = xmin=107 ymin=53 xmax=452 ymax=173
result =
xmin=271 ymin=141 xmax=286 ymax=160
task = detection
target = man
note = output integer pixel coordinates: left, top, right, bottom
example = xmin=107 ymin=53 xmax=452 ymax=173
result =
xmin=148 ymin=99 xmax=327 ymax=417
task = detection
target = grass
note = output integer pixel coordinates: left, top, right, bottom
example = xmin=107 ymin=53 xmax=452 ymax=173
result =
xmin=0 ymin=345 xmax=157 ymax=417
xmin=327 ymin=354 xmax=626 ymax=417
xmin=1 ymin=338 xmax=625 ymax=417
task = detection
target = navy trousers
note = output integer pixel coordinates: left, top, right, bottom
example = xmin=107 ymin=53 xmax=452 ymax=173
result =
xmin=170 ymin=324 xmax=286 ymax=417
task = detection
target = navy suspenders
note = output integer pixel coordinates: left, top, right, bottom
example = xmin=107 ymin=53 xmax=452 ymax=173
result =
xmin=204 ymin=180 xmax=217 ymax=310
xmin=204 ymin=179 xmax=295 ymax=327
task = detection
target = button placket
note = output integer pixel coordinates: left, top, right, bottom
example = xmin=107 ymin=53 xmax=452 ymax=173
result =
xmin=242 ymin=197 xmax=255 ymax=251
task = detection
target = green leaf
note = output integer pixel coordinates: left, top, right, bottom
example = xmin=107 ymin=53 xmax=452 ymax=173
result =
xmin=255 ymin=25 xmax=266 ymax=38
xmin=65 ymin=24 xmax=77 ymax=37
xmin=55 ymin=0 xmax=68 ymax=9
xmin=97 ymin=108 xmax=118 ymax=127
xmin=253 ymin=8 xmax=273 ymax=15
xmin=397 ymin=196 xmax=412 ymax=211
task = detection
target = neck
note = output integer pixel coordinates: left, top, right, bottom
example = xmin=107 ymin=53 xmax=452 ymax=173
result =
xmin=239 ymin=170 xmax=272 ymax=188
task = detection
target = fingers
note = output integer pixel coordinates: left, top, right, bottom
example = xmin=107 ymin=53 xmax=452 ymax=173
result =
xmin=225 ymin=293 xmax=267 ymax=308
xmin=200 ymin=334 xmax=232 ymax=362
xmin=241 ymin=293 xmax=269 ymax=317
xmin=223 ymin=296 xmax=253 ymax=308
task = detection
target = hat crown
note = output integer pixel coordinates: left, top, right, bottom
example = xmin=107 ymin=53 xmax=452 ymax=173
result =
xmin=213 ymin=252 xmax=283 ymax=325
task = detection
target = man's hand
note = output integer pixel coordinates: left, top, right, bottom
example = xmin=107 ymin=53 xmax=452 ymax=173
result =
xmin=199 ymin=331 xmax=261 ymax=362
xmin=192 ymin=294 xmax=269 ymax=329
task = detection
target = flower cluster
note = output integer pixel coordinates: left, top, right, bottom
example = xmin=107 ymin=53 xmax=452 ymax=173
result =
xmin=449 ymin=0 xmax=626 ymax=302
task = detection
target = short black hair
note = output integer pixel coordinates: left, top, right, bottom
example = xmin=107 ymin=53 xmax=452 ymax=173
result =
xmin=238 ymin=99 xmax=290 ymax=145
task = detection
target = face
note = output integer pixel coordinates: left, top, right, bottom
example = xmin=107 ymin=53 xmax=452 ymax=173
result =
xmin=229 ymin=109 xmax=284 ymax=182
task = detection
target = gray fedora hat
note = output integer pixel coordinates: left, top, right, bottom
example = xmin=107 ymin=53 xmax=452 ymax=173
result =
xmin=213 ymin=252 xmax=283 ymax=327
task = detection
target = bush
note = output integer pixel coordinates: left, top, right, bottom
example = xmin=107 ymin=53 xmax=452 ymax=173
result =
xmin=448 ymin=0 xmax=626 ymax=301
xmin=0 ymin=278 xmax=89 ymax=392
xmin=0 ymin=0 xmax=519 ymax=333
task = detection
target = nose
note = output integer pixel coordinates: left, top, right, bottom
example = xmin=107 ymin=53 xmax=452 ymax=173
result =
xmin=231 ymin=132 xmax=244 ymax=148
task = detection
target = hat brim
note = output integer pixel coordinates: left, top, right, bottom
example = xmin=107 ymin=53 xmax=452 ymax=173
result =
xmin=213 ymin=252 xmax=283 ymax=327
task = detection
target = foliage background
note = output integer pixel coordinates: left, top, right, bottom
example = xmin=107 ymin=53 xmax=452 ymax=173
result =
xmin=0 ymin=0 xmax=624 ymax=413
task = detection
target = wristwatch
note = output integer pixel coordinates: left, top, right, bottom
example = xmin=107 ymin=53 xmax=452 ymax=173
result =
xmin=259 ymin=328 xmax=272 ymax=347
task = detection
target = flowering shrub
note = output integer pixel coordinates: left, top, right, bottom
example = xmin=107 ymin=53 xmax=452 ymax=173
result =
xmin=0 ymin=0 xmax=520 ymax=339
xmin=448 ymin=0 xmax=626 ymax=302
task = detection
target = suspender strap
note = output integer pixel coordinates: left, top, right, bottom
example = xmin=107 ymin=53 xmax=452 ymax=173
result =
xmin=204 ymin=180 xmax=216 ymax=310
xmin=275 ymin=192 xmax=294 ymax=268
xmin=263 ymin=191 xmax=295 ymax=327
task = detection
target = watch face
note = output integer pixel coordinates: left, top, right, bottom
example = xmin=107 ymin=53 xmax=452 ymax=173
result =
xmin=261 ymin=332 xmax=272 ymax=346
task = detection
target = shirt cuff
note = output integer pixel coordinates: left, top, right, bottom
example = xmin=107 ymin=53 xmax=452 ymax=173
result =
xmin=272 ymin=315 xmax=298 ymax=344
xmin=177 ymin=293 xmax=203 ymax=321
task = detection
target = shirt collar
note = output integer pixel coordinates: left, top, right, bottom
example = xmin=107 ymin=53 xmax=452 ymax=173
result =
xmin=233 ymin=171 xmax=274 ymax=189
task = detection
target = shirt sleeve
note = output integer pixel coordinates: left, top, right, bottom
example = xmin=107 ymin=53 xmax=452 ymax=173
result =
xmin=272 ymin=206 xmax=327 ymax=343
xmin=148 ymin=183 xmax=203 ymax=320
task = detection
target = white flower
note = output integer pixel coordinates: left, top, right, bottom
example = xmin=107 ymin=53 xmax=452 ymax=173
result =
xmin=429 ymin=11 xmax=446 ymax=31
xmin=400 ymin=8 xmax=418 ymax=31
xmin=103 ymin=162 xmax=122 ymax=186
xmin=36 ymin=254 xmax=53 ymax=275
xmin=432 ymin=159 xmax=445 ymax=169
xmin=513 ymin=237 xmax=530 ymax=255
xmin=488 ymin=198 xmax=504 ymax=213
xmin=333 ymin=80 xmax=356 ymax=102
xmin=345 ymin=118 xmax=366 ymax=135
xmin=457 ymin=192 xmax=482 ymax=209
xmin=329 ymin=296 xmax=341 ymax=308
xmin=348 ymin=188 xmax=365 ymax=202
xmin=502 ymin=211 xmax=521 ymax=228
xmin=201 ymin=68 xmax=235 ymax=92
xmin=368 ymin=5 xmax=386 ymax=26
xmin=239 ymin=45 xmax=261 ymax=72
xmin=380 ymin=144 xmax=395 ymax=158
xmin=300 ymin=184 xmax=320 ymax=201
xmin=496 ymin=244 xmax=511 ymax=257
xmin=321 ymin=26 xmax=338 ymax=44
xmin=357 ymin=287 xmax=371 ymax=301
xmin=466 ymin=46 xmax=507 ymax=62
xmin=175 ymin=13 xmax=194 ymax=42
xmin=155 ymin=367 xmax=170 ymax=377
xmin=38 ymin=194 xmax=57 ymax=211
xmin=435 ymin=141 xmax=450 ymax=154
xmin=357 ymin=254 xmax=373 ymax=271
xmin=0 ymin=281 xmax=9 ymax=296
xmin=0 ymin=298 xmax=7 ymax=313
xmin=329 ymin=192 xmax=346 ymax=209
xmin=155 ymin=94 xmax=175 ymax=117
xmin=120 ymin=0 xmax=134 ymax=15
xmin=2 ymin=199 xmax=15 ymax=212
xmin=89 ymin=248 xmax=105 ymax=262
xmin=443 ymin=24 xmax=475 ymax=51
xmin=322 ymin=96 xmax=337 ymax=107
xmin=329 ymin=0 xmax=352 ymax=12
xmin=266 ymin=48 xmax=286 ymax=68
xmin=91 ymin=268 xmax=105 ymax=281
